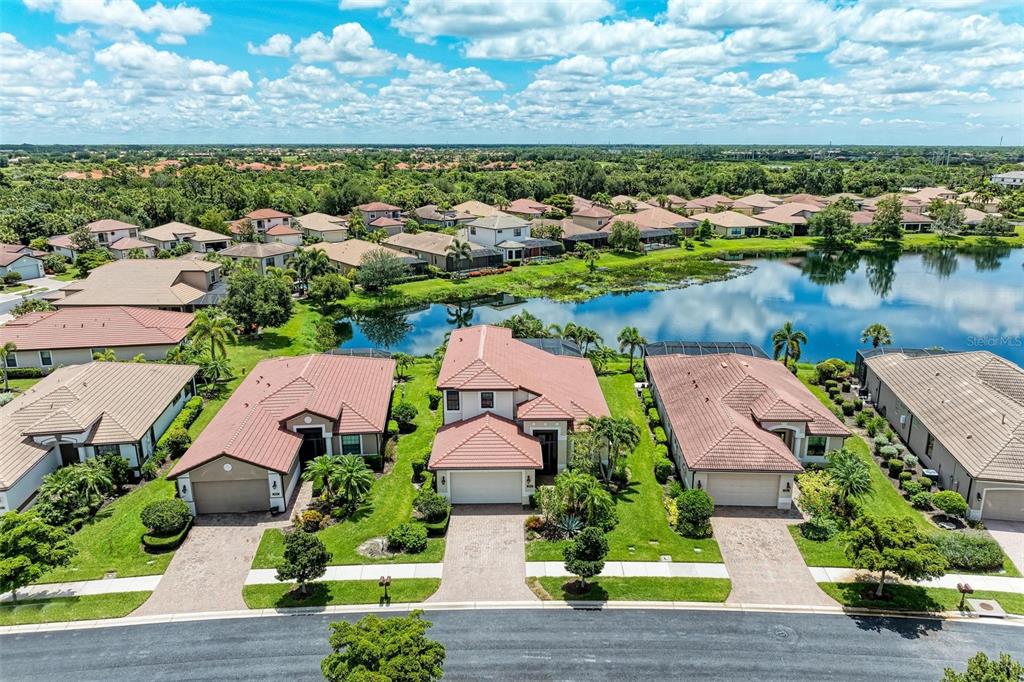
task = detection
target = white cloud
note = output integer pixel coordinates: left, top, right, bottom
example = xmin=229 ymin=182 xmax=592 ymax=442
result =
xmin=340 ymin=0 xmax=388 ymax=7
xmin=293 ymin=23 xmax=397 ymax=75
xmin=23 ymin=0 xmax=210 ymax=39
xmin=247 ymin=33 xmax=292 ymax=57
xmin=393 ymin=0 xmax=612 ymax=41
xmin=95 ymin=41 xmax=251 ymax=96
xmin=537 ymin=55 xmax=607 ymax=78
xmin=827 ymin=41 xmax=888 ymax=65
xmin=851 ymin=8 xmax=1024 ymax=50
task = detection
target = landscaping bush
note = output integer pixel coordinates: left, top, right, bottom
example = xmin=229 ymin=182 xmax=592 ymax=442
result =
xmin=427 ymin=390 xmax=442 ymax=410
xmin=654 ymin=457 xmax=673 ymax=484
xmin=97 ymin=453 xmax=132 ymax=490
xmin=386 ymin=419 xmax=399 ymax=437
xmin=898 ymin=471 xmax=913 ymax=485
xmin=142 ymin=519 xmax=191 ymax=551
xmin=663 ymin=496 xmax=679 ymax=530
xmin=524 ymin=515 xmax=546 ymax=533
xmin=800 ymin=514 xmax=841 ymax=541
xmin=160 ymin=426 xmax=192 ymax=460
xmin=654 ymin=444 xmax=668 ymax=459
xmin=386 ymin=522 xmax=428 ymax=553
xmin=902 ymin=480 xmax=924 ymax=498
xmin=141 ymin=459 xmax=159 ymax=480
xmin=4 ymin=367 xmax=43 ymax=379
xmin=902 ymin=453 xmax=919 ymax=469
xmin=814 ymin=359 xmax=850 ymax=384
xmin=631 ymin=364 xmax=646 ymax=383
xmin=932 ymin=490 xmax=969 ymax=519
xmin=879 ymin=445 xmax=899 ymax=461
xmin=855 ymin=410 xmax=872 ymax=428
xmin=852 ymin=398 xmax=863 ymax=411
xmin=298 ymin=510 xmax=324 ymax=532
xmin=865 ymin=417 xmax=887 ymax=437
xmin=910 ymin=491 xmax=933 ymax=510
xmin=414 ymin=486 xmax=450 ymax=523
xmin=886 ymin=458 xmax=904 ymax=477
xmin=647 ymin=407 xmax=661 ymax=426
xmin=652 ymin=426 xmax=667 ymax=445
xmin=824 ymin=379 xmax=839 ymax=391
xmin=918 ymin=476 xmax=933 ymax=490
xmin=930 ymin=532 xmax=1005 ymax=572
xmin=841 ymin=400 xmax=855 ymax=416
xmin=841 ymin=380 xmax=851 ymax=392
xmin=873 ymin=434 xmax=890 ymax=452
xmin=392 ymin=400 xmax=418 ymax=433
xmin=640 ymin=388 xmax=653 ymax=408
xmin=411 ymin=451 xmax=429 ymax=483
xmin=676 ymin=489 xmax=714 ymax=538
xmin=827 ymin=385 xmax=841 ymax=398
xmin=140 ymin=498 xmax=191 ymax=535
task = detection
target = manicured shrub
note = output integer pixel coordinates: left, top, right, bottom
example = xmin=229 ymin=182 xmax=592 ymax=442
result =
xmin=654 ymin=444 xmax=668 ymax=460
xmin=298 ymin=510 xmax=324 ymax=532
xmin=524 ymin=515 xmax=546 ymax=532
xmin=930 ymin=532 xmax=1005 ymax=572
xmin=676 ymin=489 xmax=714 ymax=538
xmin=631 ymin=364 xmax=646 ymax=383
xmin=427 ymin=390 xmax=442 ymax=410
xmin=902 ymin=453 xmax=918 ymax=469
xmin=647 ymin=408 xmax=661 ymax=426
xmin=4 ymin=367 xmax=43 ymax=379
xmin=879 ymin=445 xmax=899 ymax=461
xmin=827 ymin=385 xmax=841 ymax=398
xmin=654 ymin=457 xmax=674 ymax=484
xmin=652 ymin=427 xmax=667 ymax=445
xmin=814 ymin=359 xmax=850 ymax=384
xmin=887 ymin=458 xmax=904 ymax=477
xmin=392 ymin=400 xmax=419 ymax=433
xmin=140 ymin=498 xmax=191 ymax=535
xmin=414 ymin=486 xmax=450 ymax=523
xmin=161 ymin=426 xmax=192 ymax=460
xmin=841 ymin=380 xmax=851 ymax=392
xmin=918 ymin=476 xmax=933 ymax=490
xmin=902 ymin=480 xmax=924 ymax=498
xmin=841 ymin=400 xmax=855 ymax=416
xmin=852 ymin=398 xmax=863 ymax=411
xmin=910 ymin=491 xmax=933 ymax=510
xmin=800 ymin=514 xmax=841 ymax=541
xmin=141 ymin=459 xmax=159 ymax=480
xmin=641 ymin=388 xmax=653 ymax=408
xmin=411 ymin=450 xmax=430 ymax=483
xmin=386 ymin=419 xmax=399 ymax=437
xmin=383 ymin=438 xmax=397 ymax=463
xmin=97 ymin=453 xmax=132 ymax=490
xmin=932 ymin=490 xmax=969 ymax=519
xmin=866 ymin=416 xmax=887 ymax=437
xmin=824 ymin=379 xmax=838 ymax=390
xmin=386 ymin=522 xmax=428 ymax=553
xmin=873 ymin=434 xmax=891 ymax=452
xmin=898 ymin=471 xmax=913 ymax=484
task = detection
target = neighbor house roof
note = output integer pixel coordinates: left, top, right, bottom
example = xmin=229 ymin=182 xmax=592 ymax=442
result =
xmin=572 ymin=204 xmax=614 ymax=219
xmin=412 ymin=205 xmax=475 ymax=223
xmin=108 ymin=236 xmax=154 ymax=252
xmin=308 ymin=239 xmax=415 ymax=269
xmin=246 ymin=208 xmax=291 ymax=220
xmin=646 ymin=353 xmax=849 ymax=474
xmin=368 ymin=216 xmax=404 ymax=229
xmin=220 ymin=241 xmax=295 ymax=259
xmin=437 ymin=325 xmax=609 ymax=428
xmin=140 ymin=222 xmax=229 ymax=243
xmin=689 ymin=211 xmax=772 ymax=229
xmin=784 ymin=194 xmax=826 ymax=207
xmin=0 ymin=362 xmax=198 ymax=491
xmin=170 ymin=354 xmax=395 ymax=477
xmin=47 ymin=234 xmax=75 ymax=250
xmin=732 ymin=193 xmax=783 ymax=210
xmin=467 ymin=214 xmax=530 ymax=231
xmin=0 ymin=248 xmax=41 ymax=267
xmin=686 ymin=195 xmax=733 ymax=209
xmin=610 ymin=195 xmax=656 ymax=210
xmin=451 ymin=200 xmax=501 ymax=218
xmin=51 ymin=259 xmax=220 ymax=308
xmin=265 ymin=224 xmax=300 ymax=236
xmin=429 ymin=412 xmax=542 ymax=470
xmin=356 ymin=201 xmax=400 ymax=212
xmin=609 ymin=206 xmax=696 ymax=231
xmin=906 ymin=187 xmax=956 ymax=203
xmin=507 ymin=199 xmax=554 ymax=216
xmin=755 ymin=202 xmax=823 ymax=226
xmin=85 ymin=219 xmax=138 ymax=233
xmin=0 ymin=306 xmax=193 ymax=351
xmin=385 ymin=231 xmax=497 ymax=258
xmin=864 ymin=351 xmax=1024 ymax=483
xmin=294 ymin=212 xmax=348 ymax=234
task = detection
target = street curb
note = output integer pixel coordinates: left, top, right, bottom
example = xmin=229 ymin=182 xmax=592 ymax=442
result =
xmin=1 ymin=600 xmax=1021 ymax=636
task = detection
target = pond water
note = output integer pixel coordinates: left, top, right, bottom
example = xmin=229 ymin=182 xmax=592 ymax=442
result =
xmin=337 ymin=247 xmax=1024 ymax=365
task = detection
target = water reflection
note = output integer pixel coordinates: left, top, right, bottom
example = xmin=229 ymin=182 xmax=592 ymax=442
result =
xmin=342 ymin=249 xmax=1024 ymax=364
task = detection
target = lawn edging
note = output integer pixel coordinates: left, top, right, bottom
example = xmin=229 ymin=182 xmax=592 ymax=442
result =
xmin=242 ymin=579 xmax=440 ymax=609
xmin=0 ymin=591 xmax=152 ymax=626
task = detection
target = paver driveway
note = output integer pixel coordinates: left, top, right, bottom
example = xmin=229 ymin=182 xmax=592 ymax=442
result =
xmin=428 ymin=505 xmax=537 ymax=602
xmin=986 ymin=520 xmax=1024 ymax=574
xmin=711 ymin=507 xmax=837 ymax=607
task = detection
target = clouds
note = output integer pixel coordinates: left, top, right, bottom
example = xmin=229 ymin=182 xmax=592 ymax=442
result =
xmin=24 ymin=0 xmax=210 ymax=44
xmin=247 ymin=33 xmax=291 ymax=57
xmin=293 ymin=23 xmax=398 ymax=75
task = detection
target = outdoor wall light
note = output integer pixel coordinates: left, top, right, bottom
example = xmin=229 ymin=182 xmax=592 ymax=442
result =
xmin=272 ymin=480 xmax=278 ymax=490
xmin=526 ymin=475 xmax=532 ymax=486
xmin=784 ymin=482 xmax=791 ymax=492
xmin=696 ymin=480 xmax=702 ymax=489
xmin=440 ymin=476 xmax=446 ymax=486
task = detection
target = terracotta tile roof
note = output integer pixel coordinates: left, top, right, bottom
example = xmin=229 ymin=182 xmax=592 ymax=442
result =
xmin=507 ymin=199 xmax=554 ymax=216
xmin=865 ymin=351 xmax=1024 ymax=483
xmin=140 ymin=222 xmax=229 ymax=243
xmin=572 ymin=204 xmax=614 ymax=219
xmin=385 ymin=231 xmax=495 ymax=258
xmin=609 ymin=207 xmax=696 ymax=231
xmin=429 ymin=412 xmax=542 ymax=470
xmin=220 ymin=242 xmax=295 ymax=258
xmin=265 ymin=224 xmax=300 ymax=236
xmin=52 ymin=259 xmax=220 ymax=308
xmin=108 ymin=236 xmax=154 ymax=251
xmin=356 ymin=202 xmax=400 ymax=212
xmin=246 ymin=208 xmax=291 ymax=219
xmin=784 ymin=193 xmax=826 ymax=207
xmin=1 ymin=362 xmax=198 ymax=490
xmin=901 ymin=211 xmax=933 ymax=224
xmin=308 ymin=239 xmax=414 ymax=269
xmin=732 ymin=193 xmax=783 ymax=210
xmin=686 ymin=194 xmax=733 ymax=209
xmin=47 ymin=234 xmax=75 ymax=250
xmin=437 ymin=325 xmax=609 ymax=428
xmin=171 ymin=354 xmax=395 ymax=477
xmin=368 ymin=216 xmax=404 ymax=228
xmin=0 ymin=306 xmax=193 ymax=351
xmin=646 ymin=353 xmax=849 ymax=473
xmin=86 ymin=219 xmax=139 ymax=233
xmin=755 ymin=202 xmax=823 ymax=226
xmin=412 ymin=205 xmax=475 ymax=222
xmin=689 ymin=211 xmax=772 ymax=229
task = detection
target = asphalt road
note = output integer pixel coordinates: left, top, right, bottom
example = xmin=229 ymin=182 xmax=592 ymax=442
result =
xmin=1 ymin=609 xmax=1021 ymax=681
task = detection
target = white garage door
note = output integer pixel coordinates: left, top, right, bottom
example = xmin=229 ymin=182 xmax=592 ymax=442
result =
xmin=450 ymin=471 xmax=522 ymax=504
xmin=983 ymin=490 xmax=1024 ymax=522
xmin=706 ymin=473 xmax=779 ymax=507
xmin=11 ymin=261 xmax=42 ymax=280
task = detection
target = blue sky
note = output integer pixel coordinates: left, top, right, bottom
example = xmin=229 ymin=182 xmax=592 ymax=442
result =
xmin=1 ymin=0 xmax=1022 ymax=145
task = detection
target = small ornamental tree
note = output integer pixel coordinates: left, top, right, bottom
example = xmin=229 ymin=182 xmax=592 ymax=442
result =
xmin=140 ymin=499 xmax=191 ymax=535
xmin=694 ymin=219 xmax=715 ymax=242
xmin=931 ymin=490 xmax=969 ymax=520
xmin=0 ymin=511 xmax=76 ymax=602
xmin=844 ymin=514 xmax=947 ymax=597
xmin=563 ymin=526 xmax=608 ymax=590
xmin=276 ymin=530 xmax=331 ymax=596
xmin=871 ymin=194 xmax=904 ymax=243
xmin=357 ymin=249 xmax=408 ymax=292
xmin=676 ymin=489 xmax=714 ymax=538
xmin=321 ymin=610 xmax=445 ymax=682
xmin=392 ymin=400 xmax=419 ymax=432
xmin=942 ymin=652 xmax=1024 ymax=682
xmin=608 ymin=220 xmax=642 ymax=253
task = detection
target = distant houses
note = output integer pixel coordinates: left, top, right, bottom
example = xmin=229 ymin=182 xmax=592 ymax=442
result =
xmin=0 ymin=244 xmax=45 ymax=280
xmin=140 ymin=222 xmax=231 ymax=253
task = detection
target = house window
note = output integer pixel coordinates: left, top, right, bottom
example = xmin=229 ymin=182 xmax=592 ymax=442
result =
xmin=4 ymin=352 xmax=16 ymax=368
xmin=341 ymin=435 xmax=361 ymax=455
xmin=514 ymin=228 xmax=522 ymax=237
xmin=39 ymin=350 xmax=53 ymax=367
xmin=925 ymin=433 xmax=935 ymax=457
xmin=96 ymin=444 xmax=119 ymax=456
xmin=806 ymin=436 xmax=827 ymax=458
xmin=470 ymin=226 xmax=476 ymax=235
xmin=445 ymin=390 xmax=460 ymax=411
xmin=480 ymin=391 xmax=494 ymax=409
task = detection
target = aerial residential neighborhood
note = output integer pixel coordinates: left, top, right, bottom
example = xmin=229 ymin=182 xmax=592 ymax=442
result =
xmin=1 ymin=0 xmax=1023 ymax=680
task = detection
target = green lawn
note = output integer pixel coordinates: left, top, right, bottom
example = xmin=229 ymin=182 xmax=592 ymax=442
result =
xmin=0 ymin=592 xmax=151 ymax=626
xmin=39 ymin=478 xmax=179 ymax=583
xmin=819 ymin=582 xmax=1024 ymax=615
xmin=242 ymin=579 xmax=440 ymax=609
xmin=529 ymin=577 xmax=732 ymax=602
xmin=4 ymin=377 xmax=40 ymax=392
xmin=252 ymin=360 xmax=445 ymax=568
xmin=526 ymin=374 xmax=722 ymax=563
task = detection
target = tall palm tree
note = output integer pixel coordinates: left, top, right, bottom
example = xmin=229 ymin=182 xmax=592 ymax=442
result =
xmin=617 ymin=326 xmax=647 ymax=371
xmin=335 ymin=455 xmax=375 ymax=512
xmin=302 ymin=455 xmax=342 ymax=502
xmin=860 ymin=323 xmax=893 ymax=348
xmin=1 ymin=341 xmax=16 ymax=391
xmin=585 ymin=415 xmax=640 ymax=479
xmin=393 ymin=352 xmax=414 ymax=380
xmin=189 ymin=310 xmax=237 ymax=381
xmin=771 ymin=321 xmax=808 ymax=368
xmin=445 ymin=238 xmax=473 ymax=271
xmin=445 ymin=303 xmax=474 ymax=328
xmin=576 ymin=242 xmax=599 ymax=272
xmin=576 ymin=327 xmax=602 ymax=355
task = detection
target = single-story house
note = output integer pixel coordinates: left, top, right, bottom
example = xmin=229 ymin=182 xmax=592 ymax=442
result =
xmin=0 ymin=244 xmax=44 ymax=280
xmin=46 ymin=234 xmax=81 ymax=262
xmin=384 ymin=231 xmax=503 ymax=272
xmin=506 ymin=199 xmax=556 ymax=219
xmin=901 ymin=211 xmax=934 ymax=232
xmin=784 ymin=194 xmax=826 ymax=207
xmin=681 ymin=195 xmax=733 ymax=215
xmin=860 ymin=349 xmax=1024 ymax=522
xmin=218 ymin=242 xmax=295 ymax=275
xmin=294 ymin=212 xmax=349 ymax=243
xmin=958 ymin=191 xmax=1000 ymax=213
xmin=308 ymin=239 xmax=424 ymax=276
xmin=430 ymin=325 xmax=610 ymax=505
xmin=731 ymin=193 xmax=783 ymax=215
xmin=0 ymin=306 xmax=193 ymax=371
xmin=412 ymin=205 xmax=477 ymax=228
xmin=906 ymin=186 xmax=957 ymax=204
xmin=169 ymin=354 xmax=395 ymax=515
xmin=107 ymin=236 xmax=157 ymax=259
xmin=690 ymin=210 xmax=772 ymax=237
xmin=646 ymin=350 xmax=849 ymax=509
xmin=48 ymin=259 xmax=224 ymax=311
xmin=755 ymin=202 xmax=823 ymax=236
xmin=533 ymin=218 xmax=608 ymax=249
xmin=140 ymin=222 xmax=231 ymax=253
xmin=0 ymin=361 xmax=199 ymax=513
xmin=608 ymin=207 xmax=696 ymax=240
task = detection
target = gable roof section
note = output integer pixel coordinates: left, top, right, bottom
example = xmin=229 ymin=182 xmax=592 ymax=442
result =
xmin=295 ymin=212 xmax=348 ymax=233
xmin=308 ymin=239 xmax=416 ymax=269
xmin=170 ymin=354 xmax=395 ymax=476
xmin=0 ymin=306 xmax=193 ymax=350
xmin=51 ymin=259 xmax=220 ymax=308
xmin=429 ymin=412 xmax=542 ymax=470
xmin=609 ymin=207 xmax=696 ymax=231
xmin=690 ymin=211 xmax=772 ymax=229
xmin=108 ymin=236 xmax=154 ymax=251
xmin=468 ymin=214 xmax=530 ymax=231
xmin=86 ymin=219 xmax=138 ymax=233
xmin=646 ymin=353 xmax=850 ymax=474
xmin=246 ymin=208 xmax=291 ymax=219
xmin=437 ymin=325 xmax=609 ymax=427
xmin=221 ymin=242 xmax=295 ymax=259
xmin=141 ymin=222 xmax=229 ymax=243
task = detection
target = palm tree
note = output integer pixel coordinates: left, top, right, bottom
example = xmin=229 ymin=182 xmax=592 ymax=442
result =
xmin=302 ymin=455 xmax=342 ymax=503
xmin=860 ymin=323 xmax=893 ymax=348
xmin=445 ymin=238 xmax=473 ymax=271
xmin=74 ymin=460 xmax=114 ymax=504
xmin=587 ymin=344 xmax=618 ymax=375
xmin=393 ymin=352 xmax=414 ymax=380
xmin=1 ymin=341 xmax=16 ymax=391
xmin=585 ymin=415 xmax=640 ymax=479
xmin=266 ymin=265 xmax=297 ymax=285
xmin=617 ymin=326 xmax=647 ymax=371
xmin=335 ymin=455 xmax=375 ymax=513
xmin=827 ymin=449 xmax=873 ymax=511
xmin=771 ymin=321 xmax=808 ymax=368
xmin=92 ymin=348 xmax=117 ymax=362
xmin=576 ymin=242 xmax=599 ymax=272
xmin=189 ymin=310 xmax=236 ymax=382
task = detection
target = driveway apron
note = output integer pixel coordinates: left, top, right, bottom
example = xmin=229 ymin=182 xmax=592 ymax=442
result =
xmin=711 ymin=507 xmax=837 ymax=607
xmin=985 ymin=520 xmax=1024 ymax=574
xmin=428 ymin=505 xmax=538 ymax=602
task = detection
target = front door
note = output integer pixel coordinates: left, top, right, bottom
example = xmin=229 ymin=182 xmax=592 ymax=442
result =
xmin=534 ymin=430 xmax=558 ymax=475
xmin=296 ymin=428 xmax=326 ymax=463
xmin=59 ymin=443 xmax=80 ymax=467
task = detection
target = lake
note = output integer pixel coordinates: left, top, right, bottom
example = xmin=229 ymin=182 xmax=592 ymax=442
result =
xmin=338 ymin=247 xmax=1024 ymax=366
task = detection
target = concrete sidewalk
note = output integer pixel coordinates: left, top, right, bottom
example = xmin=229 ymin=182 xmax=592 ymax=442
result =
xmin=526 ymin=561 xmax=730 ymax=578
xmin=0 ymin=576 xmax=161 ymax=603
xmin=810 ymin=567 xmax=1024 ymax=594
xmin=246 ymin=563 xmax=443 ymax=585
